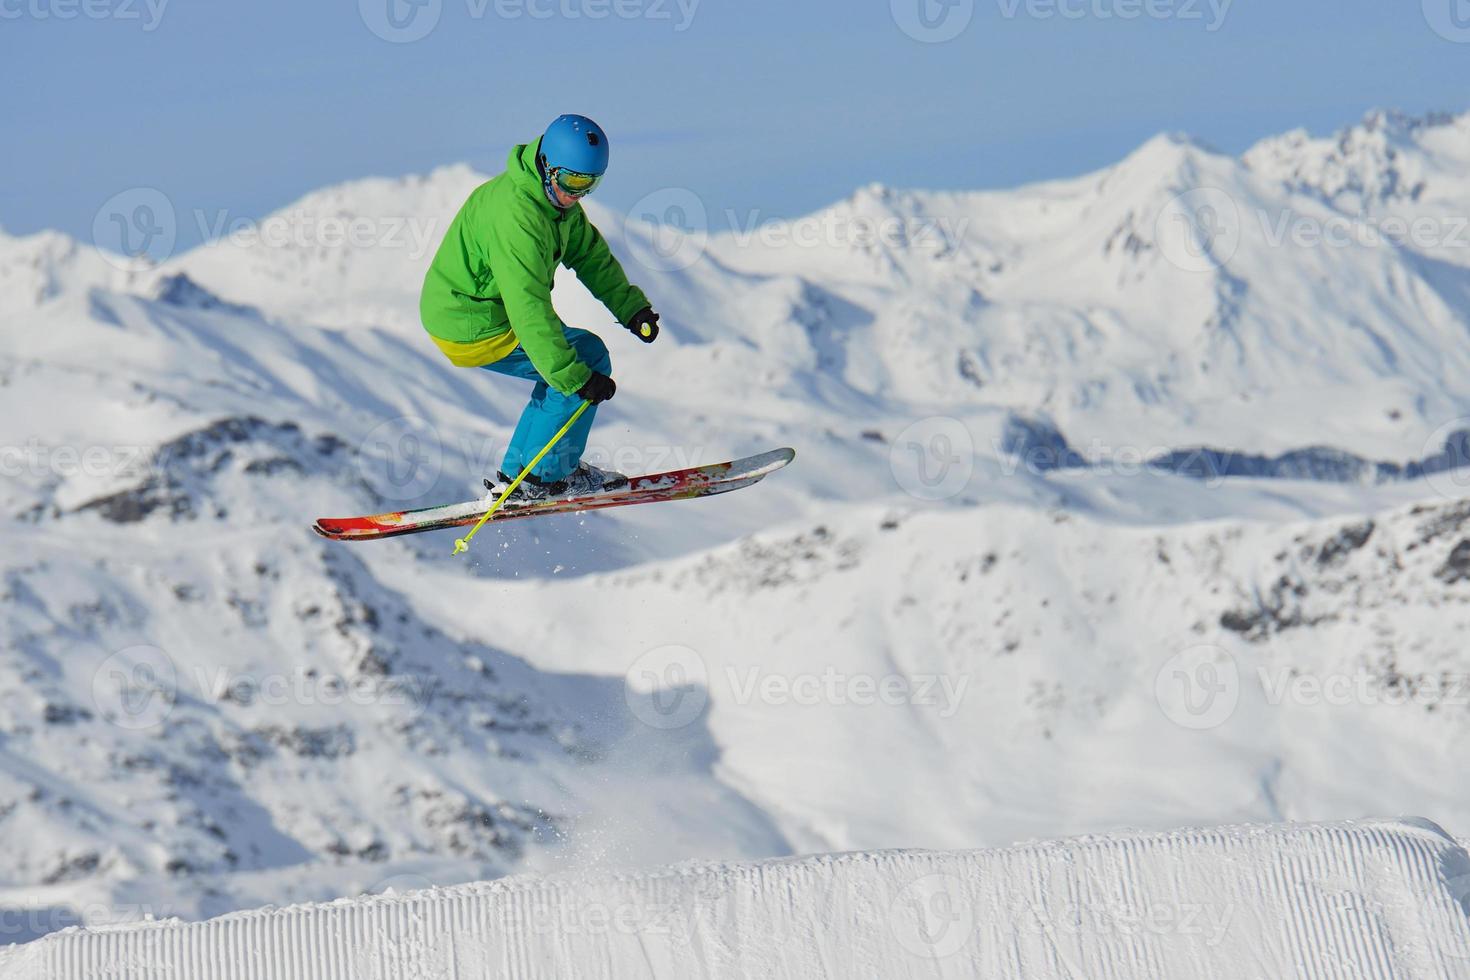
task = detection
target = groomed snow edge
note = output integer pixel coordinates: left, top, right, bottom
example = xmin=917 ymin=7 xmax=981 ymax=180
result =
xmin=5 ymin=818 xmax=1470 ymax=979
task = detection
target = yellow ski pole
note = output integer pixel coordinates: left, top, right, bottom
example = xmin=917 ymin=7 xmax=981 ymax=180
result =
xmin=453 ymin=400 xmax=591 ymax=557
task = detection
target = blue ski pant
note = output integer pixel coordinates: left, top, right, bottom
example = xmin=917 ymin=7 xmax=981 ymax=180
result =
xmin=480 ymin=325 xmax=609 ymax=482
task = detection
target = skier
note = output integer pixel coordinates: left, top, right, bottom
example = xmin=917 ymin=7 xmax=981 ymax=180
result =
xmin=419 ymin=113 xmax=660 ymax=500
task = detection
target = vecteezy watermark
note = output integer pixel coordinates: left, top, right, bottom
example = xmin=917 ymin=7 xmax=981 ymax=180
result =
xmin=453 ymin=432 xmax=708 ymax=496
xmin=1259 ymin=209 xmax=1470 ymax=253
xmin=1423 ymin=0 xmax=1470 ymax=43
xmin=1155 ymin=187 xmax=1470 ymax=273
xmin=623 ymin=187 xmax=711 ymax=274
xmin=357 ymin=416 xmax=444 ymax=503
xmin=359 ymin=0 xmax=442 ymax=42
xmin=624 ymin=645 xmax=709 ymax=730
xmin=91 ymin=190 xmax=445 ymax=269
xmin=995 ymin=0 xmax=1233 ymax=31
xmin=889 ymin=863 xmax=1235 ymax=963
xmin=1154 ymin=648 xmax=1470 ymax=730
xmin=93 ymin=187 xmax=178 ymax=270
xmin=0 ymin=900 xmax=183 ymax=940
xmin=196 ymin=667 xmax=436 ymax=718
xmin=891 ymin=0 xmax=975 ymax=43
xmin=1154 ymin=645 xmax=1240 ymax=730
xmin=485 ymin=0 xmax=700 ymax=29
xmin=91 ymin=645 xmax=178 ymax=731
xmin=1154 ymin=187 xmax=1243 ymax=274
xmin=1420 ymin=416 xmax=1470 ymax=502
xmin=192 ymin=208 xmax=444 ymax=261
xmin=359 ymin=0 xmax=700 ymax=42
xmin=1257 ymin=668 xmax=1470 ymax=711
xmin=724 ymin=666 xmax=971 ymax=718
xmin=1440 ymin=856 xmax=1470 ymax=962
xmin=724 ymin=210 xmax=972 ymax=254
xmin=0 ymin=0 xmax=169 ymax=30
xmin=0 ymin=440 xmax=154 ymax=481
xmin=993 ymin=435 xmax=1231 ymax=489
xmin=889 ymin=872 xmax=976 ymax=958
xmin=890 ymin=417 xmax=976 ymax=501
xmin=522 ymin=895 xmax=690 ymax=941
xmin=577 ymin=442 xmax=708 ymax=479
xmin=1041 ymin=900 xmax=1234 ymax=947
xmin=1014 ymin=860 xmax=1237 ymax=963
xmin=620 ymin=189 xmax=972 ymax=275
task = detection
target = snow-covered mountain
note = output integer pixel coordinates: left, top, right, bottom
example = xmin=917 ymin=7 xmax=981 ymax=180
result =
xmin=3 ymin=108 xmax=1470 ymax=936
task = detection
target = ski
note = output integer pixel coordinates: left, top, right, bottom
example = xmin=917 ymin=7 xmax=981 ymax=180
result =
xmin=313 ymin=447 xmax=795 ymax=542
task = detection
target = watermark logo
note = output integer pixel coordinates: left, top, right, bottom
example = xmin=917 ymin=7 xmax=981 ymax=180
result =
xmin=725 ymin=210 xmax=970 ymax=253
xmin=91 ymin=645 xmax=178 ymax=731
xmin=579 ymin=441 xmax=708 ymax=481
xmin=1259 ymin=209 xmax=1470 ymax=252
xmin=995 ymin=0 xmax=1233 ymax=31
xmin=891 ymin=0 xmax=974 ymax=42
xmin=1018 ymin=860 xmax=1236 ymax=957
xmin=522 ymin=896 xmax=689 ymax=941
xmin=624 ymin=187 xmax=709 ymax=273
xmin=1439 ymin=852 xmax=1470 ymax=960
xmin=1258 ymin=668 xmax=1470 ymax=710
xmin=199 ymin=667 xmax=436 ymax=720
xmin=624 ymin=644 xmax=709 ymax=730
xmin=359 ymin=0 xmax=699 ymax=42
xmin=0 ymin=0 xmax=170 ymax=30
xmin=724 ymin=666 xmax=971 ymax=718
xmin=359 ymin=0 xmax=442 ymax=42
xmin=357 ymin=416 xmax=444 ymax=502
xmin=1423 ymin=0 xmax=1470 ymax=43
xmin=890 ymin=416 xmax=975 ymax=500
xmin=192 ymin=207 xmax=444 ymax=259
xmin=0 ymin=440 xmax=151 ymax=482
xmin=92 ymin=187 xmax=177 ymax=270
xmin=0 ymin=900 xmax=184 ymax=940
xmin=1155 ymin=187 xmax=1242 ymax=274
xmin=889 ymin=872 xmax=975 ymax=958
xmin=491 ymin=0 xmax=701 ymax=30
xmin=1156 ymin=187 xmax=1469 ymax=270
xmin=1420 ymin=416 xmax=1470 ymax=502
xmin=1154 ymin=644 xmax=1239 ymax=730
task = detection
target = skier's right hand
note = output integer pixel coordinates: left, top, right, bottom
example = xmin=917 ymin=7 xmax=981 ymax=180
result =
xmin=577 ymin=371 xmax=616 ymax=404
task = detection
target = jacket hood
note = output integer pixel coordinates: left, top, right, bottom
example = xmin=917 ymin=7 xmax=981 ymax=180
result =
xmin=507 ymin=138 xmax=570 ymax=217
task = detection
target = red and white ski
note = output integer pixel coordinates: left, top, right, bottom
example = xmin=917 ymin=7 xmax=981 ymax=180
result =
xmin=312 ymin=447 xmax=795 ymax=542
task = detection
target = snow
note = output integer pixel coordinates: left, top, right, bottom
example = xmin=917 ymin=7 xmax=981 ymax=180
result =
xmin=2 ymin=107 xmax=1470 ymax=953
xmin=4 ymin=818 xmax=1468 ymax=979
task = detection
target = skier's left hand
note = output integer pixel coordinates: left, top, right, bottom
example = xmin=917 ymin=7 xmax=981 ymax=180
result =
xmin=625 ymin=307 xmax=659 ymax=344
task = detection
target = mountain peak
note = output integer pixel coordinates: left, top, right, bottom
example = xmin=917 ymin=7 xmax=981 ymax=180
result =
xmin=1356 ymin=107 xmax=1463 ymax=141
xmin=151 ymin=272 xmax=257 ymax=316
xmin=1088 ymin=130 xmax=1237 ymax=209
xmin=1242 ymin=109 xmax=1470 ymax=211
xmin=1111 ymin=131 xmax=1227 ymax=178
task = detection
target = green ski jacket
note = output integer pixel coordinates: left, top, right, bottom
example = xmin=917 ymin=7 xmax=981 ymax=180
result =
xmin=420 ymin=139 xmax=649 ymax=394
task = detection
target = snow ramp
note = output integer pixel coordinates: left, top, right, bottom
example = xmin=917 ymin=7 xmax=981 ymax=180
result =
xmin=5 ymin=818 xmax=1470 ymax=979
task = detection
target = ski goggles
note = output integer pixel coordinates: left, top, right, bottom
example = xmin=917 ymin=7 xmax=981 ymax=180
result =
xmin=549 ymin=167 xmax=602 ymax=198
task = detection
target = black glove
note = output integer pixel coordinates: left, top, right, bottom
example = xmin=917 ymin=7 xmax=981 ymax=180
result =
xmin=625 ymin=307 xmax=660 ymax=344
xmin=577 ymin=371 xmax=616 ymax=404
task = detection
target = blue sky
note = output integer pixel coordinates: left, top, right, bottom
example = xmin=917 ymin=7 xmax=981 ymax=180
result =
xmin=3 ymin=0 xmax=1468 ymax=252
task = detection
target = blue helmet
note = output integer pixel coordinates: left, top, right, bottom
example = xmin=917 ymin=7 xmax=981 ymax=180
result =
xmin=539 ymin=114 xmax=610 ymax=177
